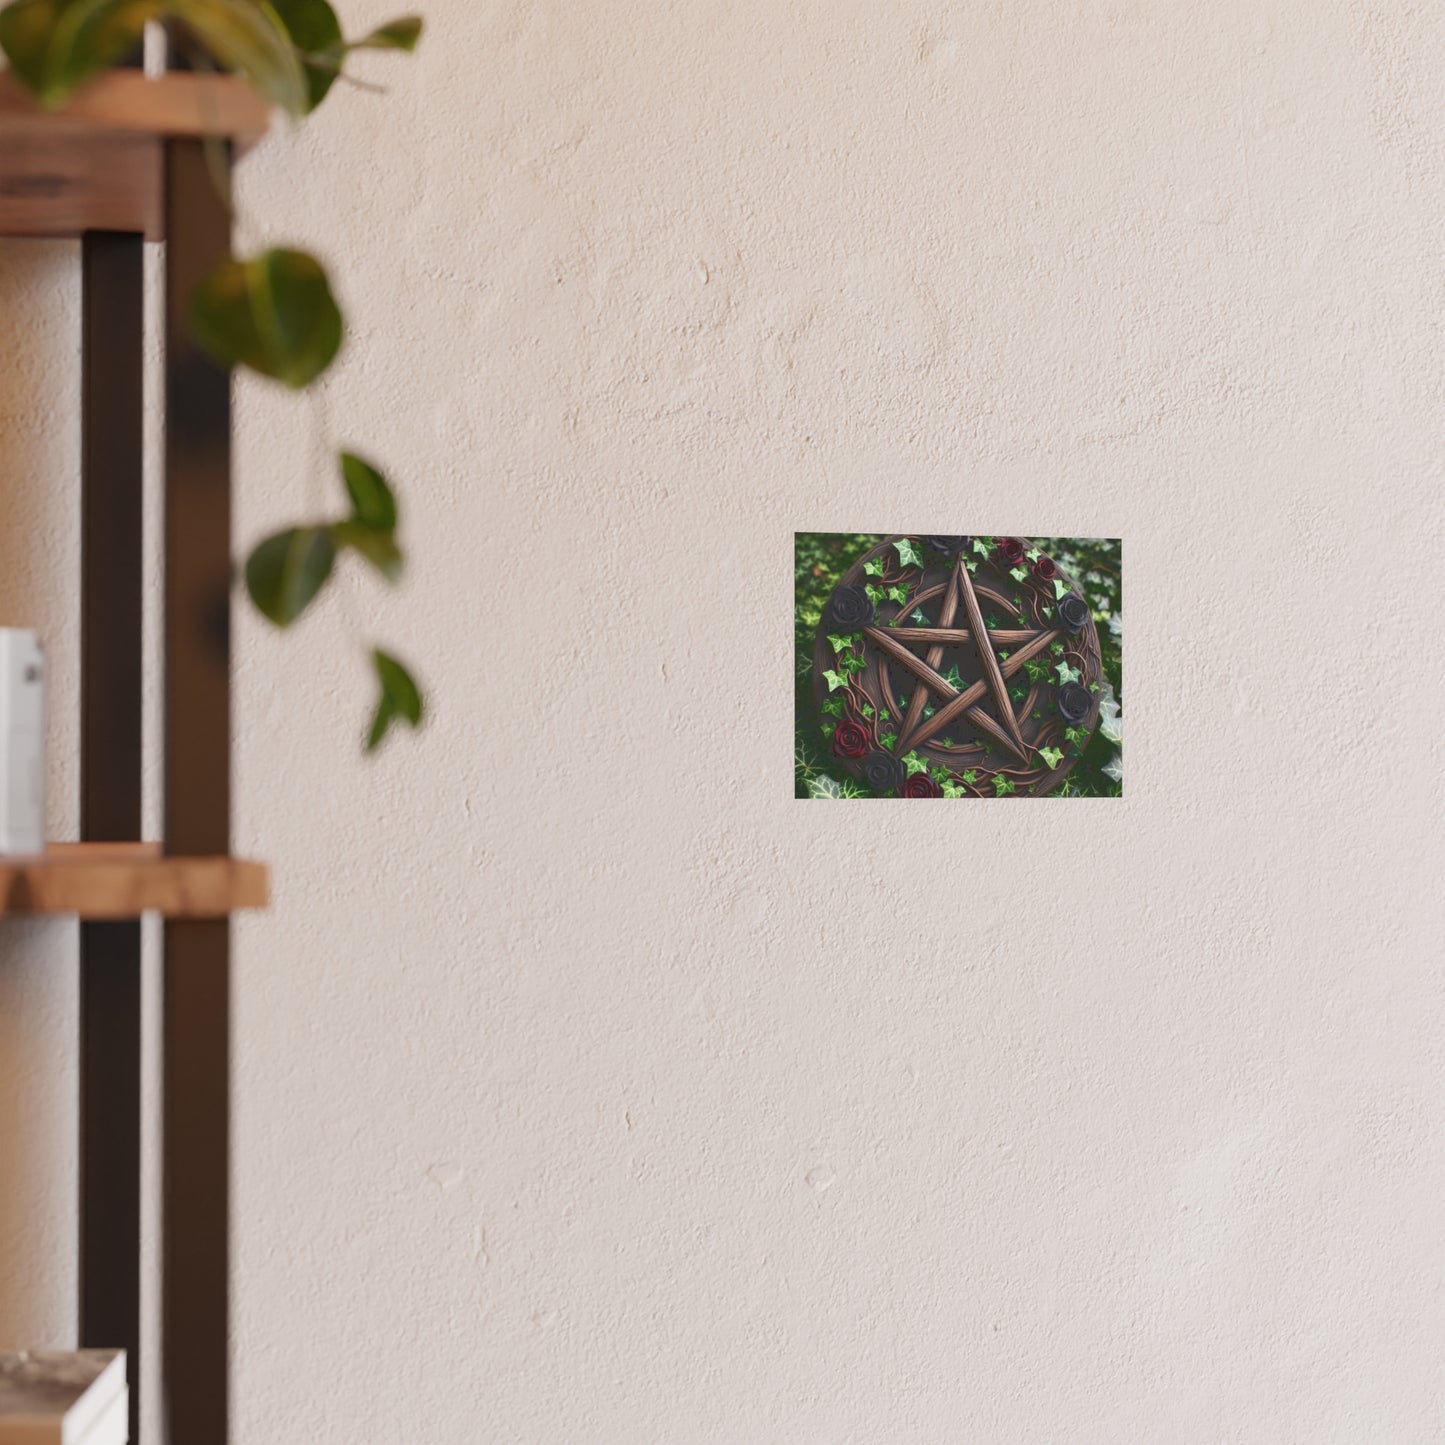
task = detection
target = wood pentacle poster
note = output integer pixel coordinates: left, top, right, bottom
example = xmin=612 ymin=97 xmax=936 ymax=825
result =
xmin=794 ymin=534 xmax=1122 ymax=798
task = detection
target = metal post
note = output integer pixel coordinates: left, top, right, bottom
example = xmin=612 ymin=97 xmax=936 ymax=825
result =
xmin=78 ymin=228 xmax=144 ymax=1445
xmin=161 ymin=135 xmax=232 ymax=1445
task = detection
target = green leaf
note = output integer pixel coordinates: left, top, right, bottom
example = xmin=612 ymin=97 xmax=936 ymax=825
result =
xmin=887 ymin=585 xmax=908 ymax=605
xmin=245 ymin=526 xmax=336 ymax=626
xmin=350 ymin=13 xmax=421 ymax=50
xmin=340 ymin=451 xmax=397 ymax=531
xmin=1098 ymin=682 xmax=1123 ymax=743
xmin=0 ymin=0 xmax=159 ymax=107
xmin=864 ymin=584 xmax=883 ymax=605
xmin=860 ymin=703 xmax=875 ymax=719
xmin=941 ymin=781 xmax=966 ymax=799
xmin=966 ymin=559 xmax=978 ymax=573
xmin=1009 ymin=565 xmax=1027 ymax=582
xmin=893 ymin=539 xmax=924 ymax=569
xmin=993 ymin=774 xmax=1015 ymax=796
xmin=332 ymin=520 xmax=402 ymax=582
xmin=1038 ymin=745 xmax=1063 ymax=769
xmin=366 ymin=648 xmax=424 ymax=751
xmin=1056 ymin=661 xmax=1081 ymax=684
xmin=1102 ymin=753 xmax=1123 ymax=783
xmin=827 ymin=633 xmax=852 ymax=655
xmin=189 ymin=248 xmax=343 ymax=388
xmin=910 ymin=608 xmax=927 ymax=624
xmin=269 ymin=0 xmax=342 ymax=108
xmin=972 ymin=537 xmax=991 ymax=556
xmin=167 ymin=0 xmax=309 ymax=116
xmin=820 ymin=697 xmax=843 ymax=717
xmin=942 ymin=664 xmax=963 ymax=689
xmin=863 ymin=558 xmax=884 ymax=577
xmin=879 ymin=732 xmax=898 ymax=750
xmin=841 ymin=652 xmax=866 ymax=674
xmin=1054 ymin=579 xmax=1071 ymax=599
xmin=1026 ymin=547 xmax=1041 ymax=561
xmin=901 ymin=750 xmax=928 ymax=776
xmin=1050 ymin=641 xmax=1064 ymax=656
xmin=961 ymin=769 xmax=978 ymax=784
xmin=823 ymin=669 xmax=845 ymax=692
xmin=1064 ymin=726 xmax=1088 ymax=745
xmin=808 ymin=774 xmax=845 ymax=800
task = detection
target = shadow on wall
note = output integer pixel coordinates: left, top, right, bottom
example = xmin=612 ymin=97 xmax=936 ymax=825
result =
xmin=0 ymin=239 xmax=81 ymax=1346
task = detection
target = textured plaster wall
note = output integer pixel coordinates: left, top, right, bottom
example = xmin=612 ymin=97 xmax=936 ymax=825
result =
xmin=4 ymin=0 xmax=1445 ymax=1440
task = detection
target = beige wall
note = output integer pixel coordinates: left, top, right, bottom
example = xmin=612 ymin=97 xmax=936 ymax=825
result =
xmin=6 ymin=0 xmax=1445 ymax=1439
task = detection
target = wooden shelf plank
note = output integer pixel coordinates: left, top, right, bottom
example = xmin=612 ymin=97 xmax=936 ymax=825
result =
xmin=0 ymin=72 xmax=270 ymax=239
xmin=0 ymin=843 xmax=267 ymax=919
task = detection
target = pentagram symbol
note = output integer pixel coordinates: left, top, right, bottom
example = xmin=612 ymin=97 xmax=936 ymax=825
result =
xmin=811 ymin=535 xmax=1103 ymax=797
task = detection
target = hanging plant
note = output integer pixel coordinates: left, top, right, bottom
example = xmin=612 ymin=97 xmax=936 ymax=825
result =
xmin=0 ymin=0 xmax=427 ymax=750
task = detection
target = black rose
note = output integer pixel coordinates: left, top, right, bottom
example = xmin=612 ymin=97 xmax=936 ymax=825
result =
xmin=1057 ymin=682 xmax=1092 ymax=724
xmin=1056 ymin=593 xmax=1090 ymax=634
xmin=924 ymin=535 xmax=969 ymax=556
xmin=862 ymin=750 xmax=907 ymax=793
xmin=826 ymin=584 xmax=874 ymax=629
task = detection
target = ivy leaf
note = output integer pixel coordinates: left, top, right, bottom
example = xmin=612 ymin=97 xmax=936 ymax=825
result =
xmin=820 ymin=697 xmax=843 ymax=717
xmin=971 ymin=537 xmax=992 ymax=556
xmin=893 ymin=539 xmax=924 ymax=569
xmin=1056 ymin=661 xmax=1081 ymax=685
xmin=269 ymin=0 xmax=343 ymax=109
xmin=807 ymin=774 xmax=845 ymax=800
xmin=1038 ymin=745 xmax=1063 ymax=769
xmin=842 ymin=652 xmax=866 ymax=674
xmin=1102 ymin=753 xmax=1123 ymax=783
xmin=351 ymin=14 xmax=422 ymax=50
xmin=1064 ymin=726 xmax=1088 ymax=746
xmin=993 ymin=774 xmax=1015 ymax=796
xmin=1098 ymin=682 xmax=1123 ymax=743
xmin=901 ymin=750 xmax=929 ymax=776
xmin=332 ymin=521 xmax=402 ymax=582
xmin=0 ymin=0 xmax=157 ymax=107
xmin=189 ymin=248 xmax=343 ymax=389
xmin=887 ymin=585 xmax=908 ymax=605
xmin=1054 ymin=579 xmax=1071 ymax=600
xmin=880 ymin=732 xmax=898 ymax=750
xmin=340 ymin=451 xmax=398 ymax=531
xmin=942 ymin=664 xmax=963 ymax=689
xmin=167 ymin=0 xmax=309 ymax=116
xmin=961 ymin=769 xmax=978 ymax=784
xmin=1009 ymin=566 xmax=1028 ymax=582
xmin=966 ymin=560 xmax=978 ymax=573
xmin=860 ymin=703 xmax=876 ymax=719
xmin=827 ymin=633 xmax=853 ymax=655
xmin=245 ymin=526 xmax=335 ymax=626
xmin=822 ymin=669 xmax=845 ymax=692
xmin=1050 ymin=641 xmax=1064 ymax=656
xmin=910 ymin=608 xmax=928 ymax=624
xmin=863 ymin=558 xmax=884 ymax=577
xmin=941 ymin=780 xmax=966 ymax=799
xmin=864 ymin=583 xmax=883 ymax=605
xmin=366 ymin=648 xmax=423 ymax=751
xmin=1026 ymin=547 xmax=1041 ymax=561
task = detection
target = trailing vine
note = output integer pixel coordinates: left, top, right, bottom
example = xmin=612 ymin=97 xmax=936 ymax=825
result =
xmin=0 ymin=0 xmax=427 ymax=750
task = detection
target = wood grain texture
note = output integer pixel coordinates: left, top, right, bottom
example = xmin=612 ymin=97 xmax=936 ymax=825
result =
xmin=953 ymin=562 xmax=1025 ymax=754
xmin=0 ymin=71 xmax=270 ymax=144
xmin=888 ymin=627 xmax=1034 ymax=646
xmin=0 ymin=129 xmax=160 ymax=237
xmin=902 ymin=628 xmax=1061 ymax=752
xmin=0 ymin=73 xmax=270 ymax=238
xmin=0 ymin=844 xmax=267 ymax=918
xmin=897 ymin=564 xmax=962 ymax=748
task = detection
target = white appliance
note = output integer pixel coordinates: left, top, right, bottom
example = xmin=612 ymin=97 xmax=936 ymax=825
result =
xmin=0 ymin=629 xmax=45 ymax=856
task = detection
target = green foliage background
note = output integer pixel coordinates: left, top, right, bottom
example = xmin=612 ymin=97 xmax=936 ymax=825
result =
xmin=794 ymin=533 xmax=1123 ymax=798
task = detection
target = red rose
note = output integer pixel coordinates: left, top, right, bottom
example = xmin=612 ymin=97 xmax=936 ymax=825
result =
xmin=900 ymin=772 xmax=944 ymax=797
xmin=997 ymin=537 xmax=1025 ymax=565
xmin=832 ymin=720 xmax=870 ymax=759
xmin=1033 ymin=554 xmax=1057 ymax=580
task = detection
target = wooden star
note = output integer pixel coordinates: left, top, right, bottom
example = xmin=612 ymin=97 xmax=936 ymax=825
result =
xmin=863 ymin=557 xmax=1059 ymax=760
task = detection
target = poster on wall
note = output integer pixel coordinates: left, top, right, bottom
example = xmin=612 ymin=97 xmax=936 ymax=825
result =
xmin=795 ymin=534 xmax=1122 ymax=798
